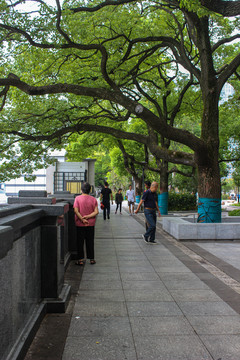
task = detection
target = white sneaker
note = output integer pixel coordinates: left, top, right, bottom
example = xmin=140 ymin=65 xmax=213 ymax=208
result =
xmin=142 ymin=234 xmax=149 ymax=243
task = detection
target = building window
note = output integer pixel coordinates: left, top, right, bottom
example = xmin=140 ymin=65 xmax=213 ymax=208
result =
xmin=54 ymin=172 xmax=86 ymax=192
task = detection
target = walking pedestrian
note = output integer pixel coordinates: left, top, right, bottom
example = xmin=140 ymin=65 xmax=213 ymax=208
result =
xmin=100 ymin=181 xmax=113 ymax=220
xmin=115 ymin=188 xmax=123 ymax=215
xmin=144 ymin=180 xmax=158 ymax=231
xmin=135 ymin=182 xmax=161 ymax=244
xmin=126 ymin=184 xmax=135 ymax=215
xmin=73 ymin=182 xmax=99 ymax=266
xmin=144 ymin=180 xmax=151 ymax=231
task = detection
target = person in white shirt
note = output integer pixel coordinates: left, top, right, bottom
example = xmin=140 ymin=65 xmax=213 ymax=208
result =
xmin=126 ymin=185 xmax=135 ymax=215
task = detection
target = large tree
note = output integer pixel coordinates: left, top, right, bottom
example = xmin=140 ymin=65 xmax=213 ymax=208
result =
xmin=0 ymin=0 xmax=239 ymax=222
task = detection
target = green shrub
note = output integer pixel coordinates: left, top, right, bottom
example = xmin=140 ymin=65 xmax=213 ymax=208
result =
xmin=228 ymin=209 xmax=240 ymax=216
xmin=222 ymin=194 xmax=229 ymax=200
xmin=168 ymin=193 xmax=197 ymax=211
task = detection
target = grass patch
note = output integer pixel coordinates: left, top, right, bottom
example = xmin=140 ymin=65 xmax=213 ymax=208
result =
xmin=228 ymin=209 xmax=240 ymax=216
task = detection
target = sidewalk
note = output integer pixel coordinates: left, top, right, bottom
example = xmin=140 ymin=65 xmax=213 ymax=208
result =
xmin=62 ymin=208 xmax=240 ymax=360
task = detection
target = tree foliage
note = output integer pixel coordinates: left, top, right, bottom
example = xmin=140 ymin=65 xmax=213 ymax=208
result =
xmin=0 ymin=0 xmax=239 ymax=205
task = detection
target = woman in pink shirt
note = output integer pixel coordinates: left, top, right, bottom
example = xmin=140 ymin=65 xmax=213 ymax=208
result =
xmin=73 ymin=182 xmax=99 ymax=266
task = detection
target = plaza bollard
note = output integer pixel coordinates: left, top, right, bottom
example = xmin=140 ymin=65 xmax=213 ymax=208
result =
xmin=198 ymin=197 xmax=221 ymax=223
xmin=136 ymin=195 xmax=141 ymax=204
xmin=158 ymin=192 xmax=168 ymax=215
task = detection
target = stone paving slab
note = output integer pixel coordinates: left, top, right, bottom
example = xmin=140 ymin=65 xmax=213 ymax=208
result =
xmin=81 ymin=272 xmax=121 ymax=281
xmin=200 ymin=335 xmax=240 ymax=360
xmin=62 ymin=208 xmax=240 ymax=360
xmin=120 ymin=272 xmax=160 ymax=281
xmin=159 ymin=272 xmax=201 ymax=281
xmin=73 ymin=300 xmax=128 ymax=317
xmin=155 ymin=265 xmax=192 ymax=273
xmin=119 ymin=266 xmax=155 ymax=273
xmin=162 ymin=278 xmax=211 ymax=290
xmin=63 ymin=336 xmax=137 ymax=360
xmin=121 ymin=279 xmax=165 ymax=290
xmin=170 ymin=289 xmax=222 ymax=302
xmin=67 ymin=316 xmax=132 ymax=338
xmin=116 ymin=254 xmax=148 ymax=260
xmin=197 ymin=242 xmax=240 ymax=271
xmin=126 ymin=301 xmax=183 ymax=317
xmin=133 ymin=335 xmax=213 ymax=360
xmin=178 ymin=301 xmax=238 ymax=316
xmin=77 ymin=289 xmax=125 ymax=302
xmin=83 ymin=266 xmax=119 ymax=274
xmin=124 ymin=288 xmax=173 ymax=302
xmin=79 ymin=280 xmax=123 ymax=290
xmin=129 ymin=316 xmax=194 ymax=336
xmin=187 ymin=315 xmax=240 ymax=335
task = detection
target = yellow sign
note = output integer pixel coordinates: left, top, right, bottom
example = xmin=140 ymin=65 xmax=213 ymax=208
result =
xmin=66 ymin=181 xmax=82 ymax=194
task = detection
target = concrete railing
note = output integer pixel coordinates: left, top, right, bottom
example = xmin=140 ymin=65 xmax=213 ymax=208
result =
xmin=0 ymin=191 xmax=78 ymax=360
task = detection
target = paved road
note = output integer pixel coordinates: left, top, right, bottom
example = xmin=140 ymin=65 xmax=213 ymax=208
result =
xmin=62 ymin=209 xmax=240 ymax=360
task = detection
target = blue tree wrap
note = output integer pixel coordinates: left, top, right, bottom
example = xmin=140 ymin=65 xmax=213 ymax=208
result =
xmin=135 ymin=195 xmax=141 ymax=204
xmin=158 ymin=192 xmax=168 ymax=215
xmin=197 ymin=198 xmax=221 ymax=223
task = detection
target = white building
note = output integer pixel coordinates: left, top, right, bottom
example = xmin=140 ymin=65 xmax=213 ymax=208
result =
xmin=3 ymin=151 xmax=96 ymax=197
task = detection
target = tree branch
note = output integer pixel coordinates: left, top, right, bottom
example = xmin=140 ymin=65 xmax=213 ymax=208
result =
xmin=121 ymin=35 xmax=201 ymax=80
xmin=0 ymin=75 xmax=206 ymax=153
xmin=200 ymin=0 xmax=240 ymax=17
xmin=219 ymin=157 xmax=240 ymax=163
xmin=5 ymin=120 xmax=195 ymax=167
xmin=117 ymin=140 xmax=196 ymax=176
xmin=212 ymin=34 xmax=240 ymax=53
xmin=55 ymin=0 xmax=73 ymax=44
xmin=168 ymin=166 xmax=195 ymax=177
xmin=71 ymin=0 xmax=136 ymax=13
xmin=170 ymin=76 xmax=193 ymax=126
xmin=0 ymin=22 xmax=119 ymax=89
xmin=218 ymin=52 xmax=240 ymax=92
xmin=117 ymin=140 xmax=142 ymax=180
xmin=133 ymin=77 xmax=163 ymax=119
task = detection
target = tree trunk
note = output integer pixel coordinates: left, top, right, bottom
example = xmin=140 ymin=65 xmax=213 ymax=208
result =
xmin=196 ymin=91 xmax=221 ymax=223
xmin=159 ymin=160 xmax=169 ymax=215
xmin=197 ymin=160 xmax=221 ymax=223
xmin=134 ymin=175 xmax=142 ymax=195
xmin=160 ymin=161 xmax=169 ymax=193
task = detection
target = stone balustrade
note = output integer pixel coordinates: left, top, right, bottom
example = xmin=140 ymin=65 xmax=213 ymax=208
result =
xmin=0 ymin=191 xmax=78 ymax=360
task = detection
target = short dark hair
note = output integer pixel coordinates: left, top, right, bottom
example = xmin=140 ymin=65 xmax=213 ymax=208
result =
xmin=82 ymin=182 xmax=91 ymax=194
xmin=104 ymin=181 xmax=109 ymax=187
xmin=144 ymin=180 xmax=151 ymax=187
xmin=118 ymin=188 xmax=122 ymax=191
xmin=129 ymin=184 xmax=132 ymax=187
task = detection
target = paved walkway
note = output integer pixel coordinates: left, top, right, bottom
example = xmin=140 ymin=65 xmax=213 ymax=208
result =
xmin=62 ymin=209 xmax=240 ymax=360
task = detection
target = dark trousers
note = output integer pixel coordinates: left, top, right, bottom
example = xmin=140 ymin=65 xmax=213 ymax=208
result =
xmin=116 ymin=202 xmax=122 ymax=213
xmin=76 ymin=226 xmax=95 ymax=259
xmin=103 ymin=203 xmax=110 ymax=220
xmin=144 ymin=209 xmax=156 ymax=241
xmin=145 ymin=218 xmax=149 ymax=231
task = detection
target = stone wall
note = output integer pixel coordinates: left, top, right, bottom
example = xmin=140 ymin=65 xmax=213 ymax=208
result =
xmin=0 ymin=226 xmax=42 ymax=360
xmin=0 ymin=197 xmax=72 ymax=360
